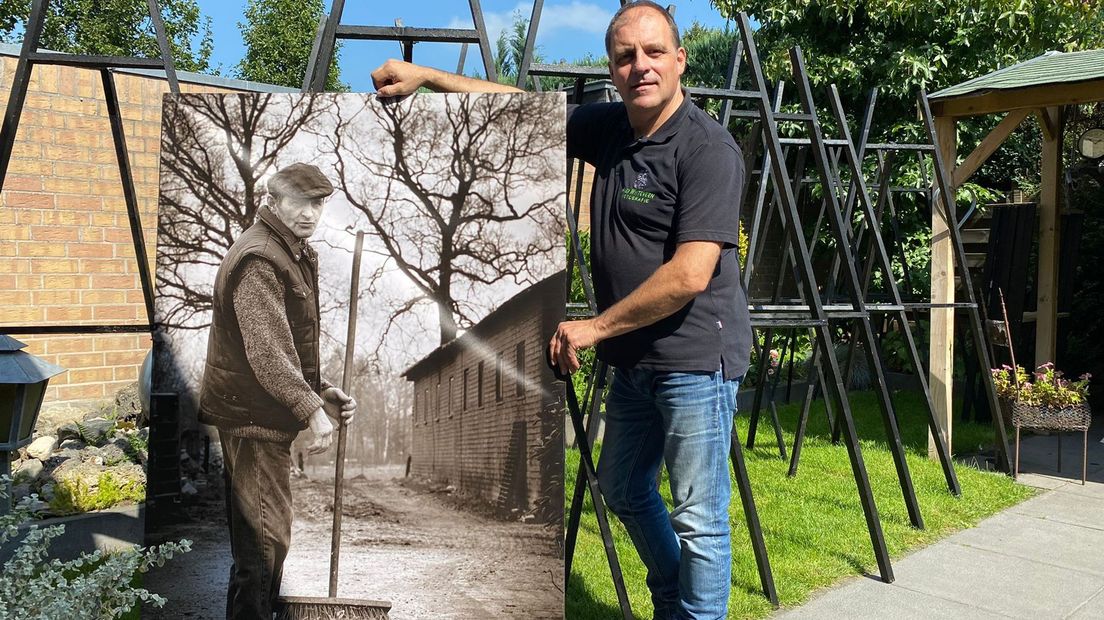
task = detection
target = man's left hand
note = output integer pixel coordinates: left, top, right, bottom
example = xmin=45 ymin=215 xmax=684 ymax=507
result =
xmin=549 ymin=319 xmax=601 ymax=375
xmin=322 ymin=387 xmax=356 ymax=426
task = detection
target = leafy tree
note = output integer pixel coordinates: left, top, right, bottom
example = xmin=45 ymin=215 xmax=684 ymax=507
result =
xmin=0 ymin=0 xmax=213 ymax=73
xmin=236 ymin=0 xmax=344 ymax=91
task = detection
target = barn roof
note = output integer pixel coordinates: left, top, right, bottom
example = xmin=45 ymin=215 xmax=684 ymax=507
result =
xmin=401 ymin=271 xmax=566 ymax=380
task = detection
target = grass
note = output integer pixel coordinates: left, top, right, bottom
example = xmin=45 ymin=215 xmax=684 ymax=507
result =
xmin=565 ymin=389 xmax=1037 ymax=619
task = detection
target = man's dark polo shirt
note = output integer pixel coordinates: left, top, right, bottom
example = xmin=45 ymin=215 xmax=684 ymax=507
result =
xmin=567 ymin=94 xmax=752 ymax=380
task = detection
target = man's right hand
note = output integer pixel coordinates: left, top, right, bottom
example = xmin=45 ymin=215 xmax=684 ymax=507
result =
xmin=306 ymin=408 xmax=334 ymax=454
xmin=371 ymin=60 xmax=428 ymax=97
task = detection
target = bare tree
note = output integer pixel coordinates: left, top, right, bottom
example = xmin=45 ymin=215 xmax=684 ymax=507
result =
xmin=327 ymin=94 xmax=564 ymax=346
xmin=156 ymin=93 xmax=330 ymax=330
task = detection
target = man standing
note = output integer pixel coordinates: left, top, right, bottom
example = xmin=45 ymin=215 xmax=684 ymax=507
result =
xmin=371 ymin=2 xmax=750 ymax=617
xmin=199 ymin=162 xmax=356 ymax=619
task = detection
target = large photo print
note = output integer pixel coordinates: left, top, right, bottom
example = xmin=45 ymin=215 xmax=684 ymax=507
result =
xmin=146 ymin=92 xmax=566 ymax=619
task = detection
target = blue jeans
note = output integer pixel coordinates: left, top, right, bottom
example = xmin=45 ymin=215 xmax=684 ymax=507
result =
xmin=596 ymin=368 xmax=739 ymax=620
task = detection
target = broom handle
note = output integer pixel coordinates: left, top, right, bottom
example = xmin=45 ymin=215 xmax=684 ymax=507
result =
xmin=329 ymin=230 xmax=364 ymax=598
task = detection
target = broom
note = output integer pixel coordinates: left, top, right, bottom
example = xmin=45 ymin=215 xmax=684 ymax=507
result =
xmin=277 ymin=231 xmax=391 ymax=619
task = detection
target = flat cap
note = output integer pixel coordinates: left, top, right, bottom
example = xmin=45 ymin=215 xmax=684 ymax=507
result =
xmin=267 ymin=163 xmax=334 ymax=199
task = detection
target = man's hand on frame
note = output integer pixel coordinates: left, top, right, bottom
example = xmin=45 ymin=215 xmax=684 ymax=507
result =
xmin=548 ymin=319 xmax=602 ymax=375
xmin=307 ymin=409 xmax=334 ymax=454
xmin=322 ymin=386 xmax=357 ymax=427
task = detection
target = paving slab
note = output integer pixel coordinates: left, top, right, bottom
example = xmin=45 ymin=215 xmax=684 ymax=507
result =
xmin=1068 ymin=585 xmax=1104 ymax=619
xmin=1008 ymin=488 xmax=1104 ymax=531
xmin=947 ymin=511 xmax=1104 ymax=576
xmin=775 ymin=579 xmax=1012 ymax=619
xmin=888 ymin=542 xmax=1103 ymax=618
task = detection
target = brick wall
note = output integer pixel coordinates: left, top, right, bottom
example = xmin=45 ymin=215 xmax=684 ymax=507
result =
xmin=0 ymin=50 xmax=282 ymax=406
xmin=407 ymin=275 xmax=564 ymax=518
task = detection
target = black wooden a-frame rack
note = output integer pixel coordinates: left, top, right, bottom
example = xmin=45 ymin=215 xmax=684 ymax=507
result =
xmin=0 ymin=0 xmax=180 ymax=336
xmin=302 ymin=0 xmax=498 ymax=93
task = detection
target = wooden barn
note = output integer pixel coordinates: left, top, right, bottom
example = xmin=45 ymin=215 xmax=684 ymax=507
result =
xmin=402 ymin=272 xmax=566 ymax=521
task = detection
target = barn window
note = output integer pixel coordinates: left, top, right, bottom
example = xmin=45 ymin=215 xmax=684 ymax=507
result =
xmin=413 ymin=389 xmax=419 ymax=425
xmin=435 ymin=380 xmax=441 ymax=421
xmin=477 ymin=361 xmax=484 ymax=407
xmin=463 ymin=368 xmax=470 ymax=411
xmin=495 ymin=352 xmax=503 ymax=402
xmin=424 ymin=387 xmax=429 ymax=423
xmin=448 ymin=376 xmax=454 ymax=418
xmin=515 ymin=341 xmax=525 ymax=397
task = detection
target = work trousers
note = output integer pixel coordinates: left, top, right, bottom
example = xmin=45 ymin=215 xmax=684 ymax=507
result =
xmin=221 ymin=433 xmax=294 ymax=620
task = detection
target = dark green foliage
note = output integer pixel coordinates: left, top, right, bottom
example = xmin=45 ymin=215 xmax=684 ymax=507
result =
xmin=236 ymin=0 xmax=344 ymax=91
xmin=0 ymin=0 xmax=213 ymax=72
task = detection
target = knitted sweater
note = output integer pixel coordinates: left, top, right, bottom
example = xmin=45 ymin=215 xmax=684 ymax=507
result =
xmin=219 ymin=255 xmax=330 ymax=442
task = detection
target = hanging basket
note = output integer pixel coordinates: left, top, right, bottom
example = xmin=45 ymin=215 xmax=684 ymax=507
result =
xmin=1009 ymin=401 xmax=1091 ymax=431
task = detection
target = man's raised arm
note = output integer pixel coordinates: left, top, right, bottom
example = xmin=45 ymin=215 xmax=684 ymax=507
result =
xmin=371 ymin=59 xmax=523 ymax=96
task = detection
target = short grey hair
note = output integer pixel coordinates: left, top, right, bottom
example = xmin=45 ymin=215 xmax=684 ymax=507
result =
xmin=604 ymin=1 xmax=681 ymax=57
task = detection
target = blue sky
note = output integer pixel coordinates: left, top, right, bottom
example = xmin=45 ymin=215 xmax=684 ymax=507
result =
xmin=197 ymin=1 xmax=736 ymax=90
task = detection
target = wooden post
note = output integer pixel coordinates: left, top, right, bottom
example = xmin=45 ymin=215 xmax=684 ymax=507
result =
xmin=1035 ymin=106 xmax=1063 ymax=367
xmin=929 ymin=116 xmax=957 ymax=459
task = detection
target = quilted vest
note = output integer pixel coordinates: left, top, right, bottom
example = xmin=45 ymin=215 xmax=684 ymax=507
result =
xmin=198 ymin=209 xmax=321 ymax=432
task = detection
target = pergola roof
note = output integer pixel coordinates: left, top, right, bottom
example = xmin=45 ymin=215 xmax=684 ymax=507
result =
xmin=929 ymin=49 xmax=1104 ymax=118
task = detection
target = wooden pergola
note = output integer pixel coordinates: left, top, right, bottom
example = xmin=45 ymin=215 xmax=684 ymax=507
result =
xmin=926 ymin=49 xmax=1104 ymax=456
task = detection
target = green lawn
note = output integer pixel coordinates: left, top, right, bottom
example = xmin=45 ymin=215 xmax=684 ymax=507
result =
xmin=565 ymin=389 xmax=1036 ymax=619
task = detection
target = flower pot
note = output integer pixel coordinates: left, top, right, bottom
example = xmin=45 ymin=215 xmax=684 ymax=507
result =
xmin=1009 ymin=402 xmax=1091 ymax=431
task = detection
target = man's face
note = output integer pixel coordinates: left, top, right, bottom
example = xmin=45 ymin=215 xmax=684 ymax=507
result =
xmin=270 ymin=194 xmax=326 ymax=238
xmin=607 ymin=7 xmax=686 ymax=116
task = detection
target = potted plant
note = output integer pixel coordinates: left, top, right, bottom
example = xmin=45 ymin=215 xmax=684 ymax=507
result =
xmin=991 ymin=363 xmax=1092 ymax=430
xmin=991 ymin=362 xmax=1092 ymax=483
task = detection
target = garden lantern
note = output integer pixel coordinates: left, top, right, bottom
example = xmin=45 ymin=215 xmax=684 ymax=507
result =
xmin=0 ymin=334 xmax=64 ymax=512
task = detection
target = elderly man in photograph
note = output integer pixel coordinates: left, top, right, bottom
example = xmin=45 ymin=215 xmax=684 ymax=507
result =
xmin=199 ymin=162 xmax=356 ymax=619
xmin=369 ymin=2 xmax=751 ymax=617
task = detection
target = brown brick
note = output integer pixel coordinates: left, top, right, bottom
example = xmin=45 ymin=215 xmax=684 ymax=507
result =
xmin=41 ymin=211 xmax=90 ymax=227
xmin=42 ymin=274 xmax=89 ymax=289
xmin=81 ymin=289 xmax=127 ymax=304
xmin=80 ymin=227 xmax=104 ymax=242
xmin=58 ymin=352 xmax=106 ymax=368
xmin=15 ymin=275 xmax=41 ymax=289
xmin=93 ymin=305 xmax=141 ymax=320
xmin=68 ymin=367 xmax=116 ymax=384
xmin=53 ymin=96 xmax=100 ymax=116
xmin=125 ymin=289 xmax=147 ymax=305
xmin=9 ymin=158 xmax=53 ymax=175
xmin=79 ymin=258 xmax=128 ymax=274
xmin=114 ymin=365 xmax=139 ymax=382
xmin=56 ymin=195 xmax=102 ymax=211
xmin=0 ymin=275 xmax=17 ymax=289
xmin=46 ymin=305 xmax=92 ymax=321
xmin=1 ymin=290 xmax=33 ymax=305
xmin=90 ymin=274 xmax=136 ymax=289
xmin=34 ymin=290 xmax=78 ymax=305
xmin=31 ymin=258 xmax=79 ymax=273
xmin=44 ymin=144 xmax=89 ymax=163
xmin=64 ymin=114 xmax=108 ymax=132
xmin=0 ymin=224 xmax=31 ymax=240
xmin=18 ymin=241 xmax=66 ymax=258
xmin=91 ymin=212 xmax=118 ymax=227
xmin=93 ymin=334 xmax=144 ymax=351
xmin=4 ymin=175 xmax=42 ymax=192
xmin=0 ymin=306 xmax=43 ymax=323
xmin=68 ymin=243 xmax=114 ymax=258
xmin=43 ymin=176 xmax=92 ymax=194
xmin=4 ymin=192 xmax=54 ymax=210
xmin=55 ymin=383 xmax=105 ymax=401
xmin=30 ymin=226 xmax=80 ymax=242
xmin=105 ymin=350 xmax=142 ymax=366
xmin=104 ymin=227 xmax=137 ymax=243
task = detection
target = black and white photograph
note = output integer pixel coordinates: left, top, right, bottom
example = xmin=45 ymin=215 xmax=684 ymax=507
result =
xmin=143 ymin=92 xmax=567 ymax=619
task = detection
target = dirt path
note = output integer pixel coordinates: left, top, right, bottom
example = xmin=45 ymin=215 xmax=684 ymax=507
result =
xmin=143 ymin=467 xmax=562 ymax=619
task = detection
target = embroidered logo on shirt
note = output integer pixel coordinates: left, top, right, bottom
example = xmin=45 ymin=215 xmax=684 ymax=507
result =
xmin=634 ymin=171 xmax=649 ymax=189
xmin=621 ymin=188 xmax=655 ymax=203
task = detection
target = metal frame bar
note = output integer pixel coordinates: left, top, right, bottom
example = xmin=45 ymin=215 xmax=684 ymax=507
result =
xmin=0 ymin=0 xmax=179 ymax=336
